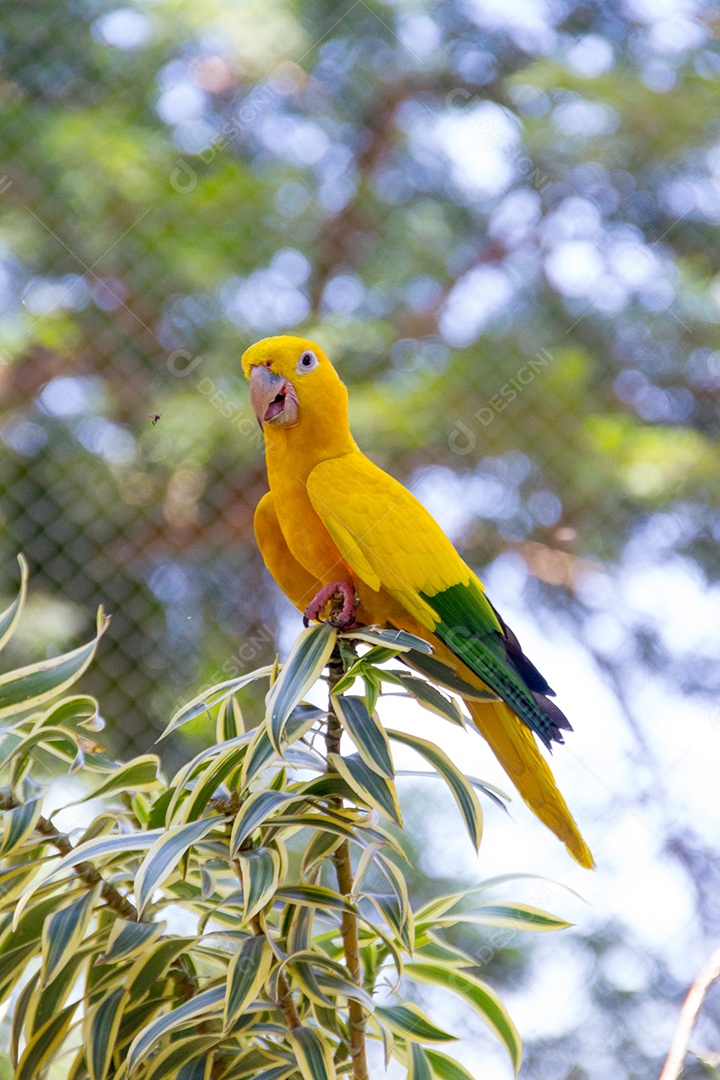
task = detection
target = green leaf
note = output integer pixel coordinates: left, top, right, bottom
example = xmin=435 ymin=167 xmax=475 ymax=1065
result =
xmin=217 ymin=692 xmax=243 ymax=743
xmin=144 ymin=1037 xmax=220 ymax=1080
xmin=342 ymin=628 xmax=432 ymax=653
xmin=275 ymin=884 xmax=358 ymax=915
xmin=409 ymin=1043 xmax=433 ymax=1080
xmin=405 ymin=962 xmax=521 ymax=1074
xmin=265 ymin=623 xmax=337 ymax=752
xmin=241 ymin=703 xmax=325 ymax=788
xmin=404 ymin=650 xmax=499 ymax=701
xmin=33 ymin=694 xmax=101 ymax=734
xmin=14 ymin=1000 xmax=78 ymax=1080
xmin=229 ymin=790 xmax=298 ymax=857
xmin=0 ymin=725 xmax=79 ymax=777
xmin=10 ymin=969 xmax=39 ymax=1068
xmin=425 ymin=1049 xmax=481 ymax=1080
xmin=0 ymin=607 xmax=110 ymax=718
xmin=239 ymin=847 xmax=281 ymax=922
xmin=0 ymin=796 xmax=44 ymax=857
xmin=442 ymin=903 xmax=572 ymax=933
xmin=27 ymin=947 xmax=88 ymax=1038
xmin=41 ymin=882 xmax=101 ymax=985
xmin=160 ymin=666 xmax=273 ymax=739
xmin=167 ymin=732 xmax=254 ymax=822
xmin=179 ymin=745 xmax=249 ymax=824
xmin=301 ymin=828 xmax=343 ymax=875
xmin=13 ymin=829 xmax=167 ymax=928
xmin=98 ymin=918 xmax=166 ymax=964
xmin=328 ymin=752 xmax=402 ymax=826
xmin=288 ymin=1025 xmax=336 ymax=1080
xmin=135 ymin=817 xmax=222 ymax=916
xmin=385 ymin=672 xmax=465 ymax=727
xmin=72 ymin=755 xmax=163 ymax=804
xmin=0 ymin=554 xmax=28 ymax=653
xmin=224 ymin=934 xmax=273 ymax=1032
xmin=84 ymin=987 xmax=128 ymax=1080
xmin=375 ymin=1003 xmax=457 ymax=1043
xmin=387 ymin=730 xmax=482 ymax=850
xmin=125 ymin=937 xmax=196 ymax=997
xmin=331 ymin=696 xmax=394 ymax=780
xmin=178 ymin=1056 xmax=214 ymax=1080
xmin=366 ymin=857 xmax=413 ymax=952
xmin=126 ymin=985 xmax=225 ymax=1073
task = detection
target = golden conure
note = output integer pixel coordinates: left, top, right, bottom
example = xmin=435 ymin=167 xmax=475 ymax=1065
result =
xmin=242 ymin=334 xmax=594 ymax=869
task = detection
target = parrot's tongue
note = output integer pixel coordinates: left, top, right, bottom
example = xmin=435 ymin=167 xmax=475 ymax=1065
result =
xmin=264 ymin=392 xmax=285 ymax=420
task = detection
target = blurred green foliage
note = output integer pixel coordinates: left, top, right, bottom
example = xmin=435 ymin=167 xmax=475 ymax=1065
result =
xmin=2 ymin=0 xmax=719 ymax=752
xmin=1 ymin=1 xmax=720 ymax=1076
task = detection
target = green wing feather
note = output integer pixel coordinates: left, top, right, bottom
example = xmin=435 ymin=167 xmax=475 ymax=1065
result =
xmin=307 ymin=454 xmax=568 ymax=749
xmin=420 ymin=580 xmax=562 ymax=749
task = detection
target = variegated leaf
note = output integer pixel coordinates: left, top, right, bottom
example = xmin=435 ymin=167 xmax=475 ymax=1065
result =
xmin=0 ymin=554 xmax=28 ymax=653
xmin=84 ymin=987 xmax=128 ymax=1080
xmin=41 ymin=882 xmax=101 ymax=986
xmin=331 ymin=696 xmax=394 ymax=780
xmin=126 ymin=985 xmax=225 ymax=1073
xmin=239 ymin=847 xmax=280 ymax=922
xmin=15 ymin=1000 xmax=78 ymax=1080
xmin=160 ymin=666 xmax=273 ymax=739
xmin=289 ymin=1025 xmax=336 ymax=1080
xmin=375 ymin=1002 xmax=456 ymax=1043
xmin=224 ymin=934 xmax=273 ymax=1032
xmin=327 ymin=752 xmax=402 ymax=826
xmin=0 ymin=607 xmax=110 ymax=719
xmin=229 ymin=790 xmax=298 ymax=857
xmin=0 ymin=796 xmax=43 ymax=857
xmin=265 ymin=622 xmax=336 ymax=752
xmin=135 ymin=817 xmax=222 ymax=915
xmin=98 ymin=918 xmax=166 ymax=964
xmin=405 ymin=962 xmax=521 ymax=1074
xmin=387 ymin=729 xmax=482 ymax=849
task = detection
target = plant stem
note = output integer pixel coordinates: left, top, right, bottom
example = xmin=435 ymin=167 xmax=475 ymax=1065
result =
xmin=326 ymin=645 xmax=369 ymax=1080
xmin=0 ymin=793 xmax=142 ymax=921
xmin=659 ymin=945 xmax=720 ymax=1080
xmin=248 ymin=912 xmax=302 ymax=1031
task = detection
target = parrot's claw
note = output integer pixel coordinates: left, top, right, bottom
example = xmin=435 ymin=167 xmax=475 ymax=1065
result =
xmin=303 ymin=580 xmax=359 ymax=629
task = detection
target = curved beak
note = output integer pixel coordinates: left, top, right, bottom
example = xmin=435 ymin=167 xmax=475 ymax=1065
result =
xmin=249 ymin=365 xmax=299 ymax=429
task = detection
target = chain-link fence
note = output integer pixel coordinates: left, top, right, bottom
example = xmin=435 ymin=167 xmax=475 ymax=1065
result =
xmin=3 ymin=2 xmax=720 ymax=765
xmin=3 ymin=1 xmax=720 ymax=1076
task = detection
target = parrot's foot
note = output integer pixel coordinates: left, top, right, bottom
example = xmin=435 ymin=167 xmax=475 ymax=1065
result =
xmin=303 ymin=580 xmax=359 ymax=629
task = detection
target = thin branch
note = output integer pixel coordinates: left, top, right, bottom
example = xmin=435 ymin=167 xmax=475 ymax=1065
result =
xmin=326 ymin=644 xmax=369 ymax=1080
xmin=0 ymin=792 xmax=142 ymax=921
xmin=246 ymin=899 xmax=301 ymax=1031
xmin=659 ymin=945 xmax=720 ymax=1080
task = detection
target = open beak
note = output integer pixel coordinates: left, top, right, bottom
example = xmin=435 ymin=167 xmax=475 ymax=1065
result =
xmin=249 ymin=365 xmax=299 ymax=429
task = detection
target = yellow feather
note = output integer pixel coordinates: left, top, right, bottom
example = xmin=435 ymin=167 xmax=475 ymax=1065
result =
xmin=466 ymin=699 xmax=595 ymax=869
xmin=243 ymin=334 xmax=595 ymax=869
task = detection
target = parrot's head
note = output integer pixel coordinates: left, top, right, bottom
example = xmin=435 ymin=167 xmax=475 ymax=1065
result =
xmin=242 ymin=335 xmax=348 ymax=434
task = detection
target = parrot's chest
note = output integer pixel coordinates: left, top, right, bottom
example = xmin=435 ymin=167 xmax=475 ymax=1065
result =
xmin=269 ymin=467 xmax=346 ymax=579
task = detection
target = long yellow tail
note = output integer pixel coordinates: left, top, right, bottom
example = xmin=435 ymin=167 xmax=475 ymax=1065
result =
xmin=466 ymin=699 xmax=595 ymax=869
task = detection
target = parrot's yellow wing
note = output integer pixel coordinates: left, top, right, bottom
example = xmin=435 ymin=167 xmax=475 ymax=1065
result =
xmin=307 ymin=451 xmax=595 ymax=869
xmin=307 ymin=452 xmax=561 ymax=749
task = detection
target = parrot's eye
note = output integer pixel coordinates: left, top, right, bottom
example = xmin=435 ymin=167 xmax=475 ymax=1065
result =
xmin=296 ymin=350 xmax=318 ymax=373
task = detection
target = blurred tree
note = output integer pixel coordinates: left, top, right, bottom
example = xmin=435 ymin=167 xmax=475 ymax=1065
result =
xmin=1 ymin=0 xmax=719 ymax=1076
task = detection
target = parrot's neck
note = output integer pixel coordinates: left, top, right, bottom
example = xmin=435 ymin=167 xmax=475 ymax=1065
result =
xmin=263 ymin=420 xmax=358 ymax=485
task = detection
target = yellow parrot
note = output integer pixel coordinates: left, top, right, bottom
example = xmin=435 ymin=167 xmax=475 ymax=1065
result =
xmin=242 ymin=335 xmax=594 ymax=869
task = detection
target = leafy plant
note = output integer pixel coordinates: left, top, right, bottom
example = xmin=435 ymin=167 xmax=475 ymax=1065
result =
xmin=0 ymin=559 xmax=572 ymax=1079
